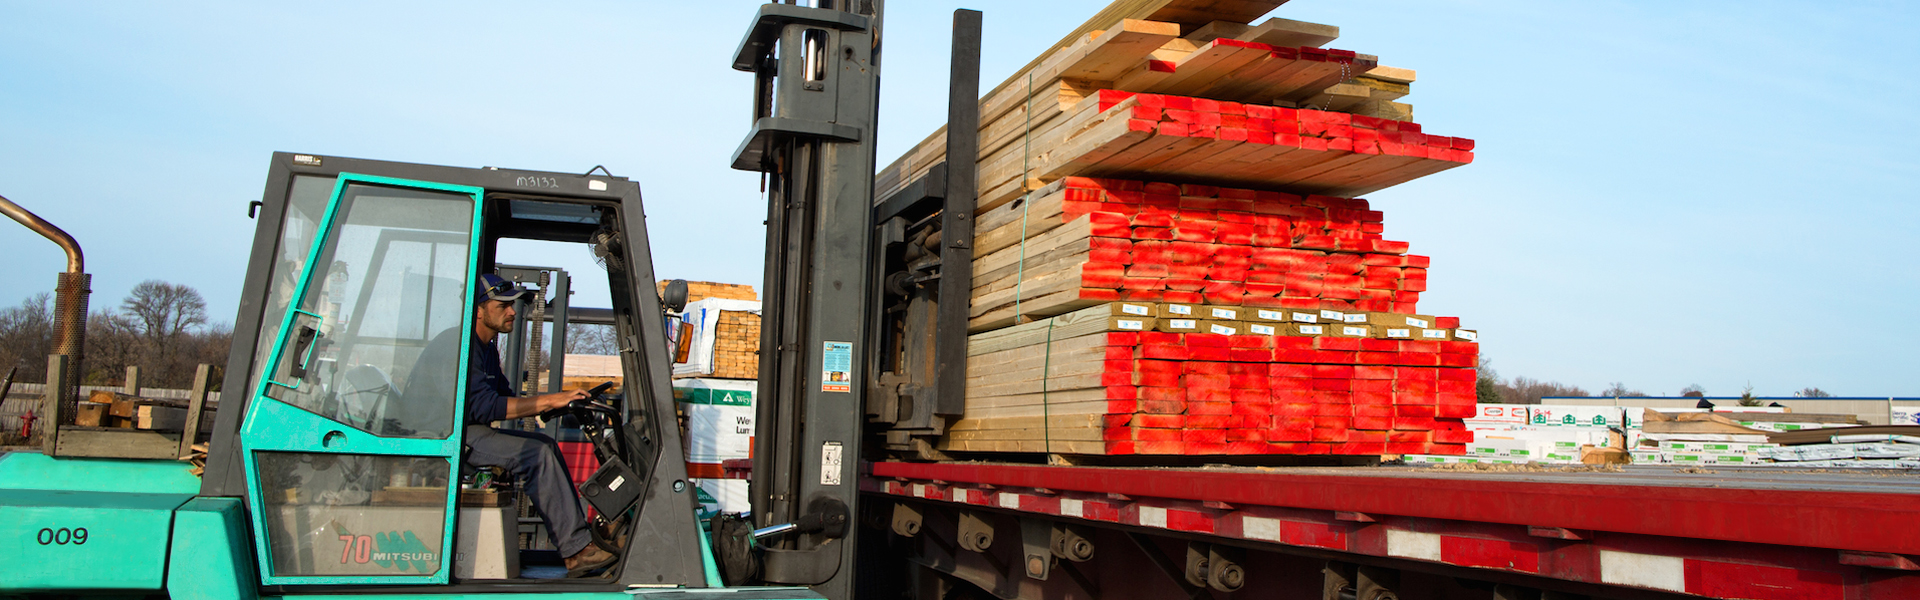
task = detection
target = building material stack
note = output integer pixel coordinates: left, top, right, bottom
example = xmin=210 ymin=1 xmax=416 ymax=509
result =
xmin=669 ymin=281 xmax=762 ymax=380
xmin=662 ymin=282 xmax=761 ymax=516
xmin=907 ymin=1 xmax=1482 ymax=459
xmin=908 ymin=1 xmax=1484 ymax=459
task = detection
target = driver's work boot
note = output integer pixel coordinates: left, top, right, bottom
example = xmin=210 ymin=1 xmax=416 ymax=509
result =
xmin=565 ymin=546 xmax=618 ymax=578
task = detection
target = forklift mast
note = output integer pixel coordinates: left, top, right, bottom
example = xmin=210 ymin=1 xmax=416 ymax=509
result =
xmin=727 ymin=1 xmax=885 ymax=596
xmin=726 ymin=1 xmax=982 ymax=598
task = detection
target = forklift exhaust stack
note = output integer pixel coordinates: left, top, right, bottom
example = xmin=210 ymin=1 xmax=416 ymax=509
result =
xmin=0 ymin=193 xmax=89 ymax=424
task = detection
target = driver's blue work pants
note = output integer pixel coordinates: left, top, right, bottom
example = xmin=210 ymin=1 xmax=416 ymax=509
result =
xmin=464 ymin=425 xmax=592 ymax=557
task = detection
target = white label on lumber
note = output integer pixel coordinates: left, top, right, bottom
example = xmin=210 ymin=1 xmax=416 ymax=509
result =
xmin=1320 ymin=310 xmax=1346 ymax=321
xmin=1249 ymin=324 xmax=1276 ymax=335
xmin=1241 ymin=516 xmax=1280 ymax=541
xmin=1291 ymin=312 xmax=1317 ymax=323
xmin=1455 ymin=330 xmax=1478 ymax=341
xmin=1407 ymin=317 xmax=1430 ymax=328
xmin=1423 ymin=329 xmax=1448 ymax=339
xmin=1122 ymin=304 xmax=1151 ymax=316
xmin=1599 ymin=550 xmax=1686 ymax=592
xmin=1118 ymin=319 xmax=1145 ymax=330
xmin=1344 ymin=326 xmax=1368 ymax=337
xmin=1061 ymin=498 xmax=1084 ymax=518
xmin=999 ymin=494 xmax=1020 ymax=509
xmin=1170 ymin=319 xmax=1196 ymax=329
xmin=1209 ymin=324 xmax=1236 ymax=335
xmin=1388 ymin=328 xmax=1411 ymax=338
xmin=1168 ymin=305 xmax=1193 ymax=315
xmin=1257 ymin=309 xmax=1283 ymax=321
xmin=820 ymin=441 xmax=843 ymax=486
xmin=1210 ymin=308 xmax=1237 ymax=319
xmin=1299 ymin=325 xmax=1324 ymax=335
xmin=1139 ymin=506 xmax=1167 ymax=528
xmin=913 ymin=484 xmax=928 ymax=498
xmin=1343 ymin=313 xmax=1368 ymax=323
xmin=1385 ymin=529 xmax=1442 ymax=561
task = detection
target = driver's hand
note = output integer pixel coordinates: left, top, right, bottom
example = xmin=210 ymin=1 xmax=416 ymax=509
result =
xmin=543 ymin=389 xmax=590 ymax=412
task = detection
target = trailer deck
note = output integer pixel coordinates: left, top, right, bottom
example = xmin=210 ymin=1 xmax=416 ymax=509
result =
xmin=865 ymin=461 xmax=1920 ymax=599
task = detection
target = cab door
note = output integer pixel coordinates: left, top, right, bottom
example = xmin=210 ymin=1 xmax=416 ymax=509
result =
xmin=240 ymin=174 xmax=483 ymax=585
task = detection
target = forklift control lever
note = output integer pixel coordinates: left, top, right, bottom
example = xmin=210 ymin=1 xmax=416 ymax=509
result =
xmin=750 ymin=496 xmax=850 ymax=542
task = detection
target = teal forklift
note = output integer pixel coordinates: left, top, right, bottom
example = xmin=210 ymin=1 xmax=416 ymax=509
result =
xmin=1 ymin=2 xmax=987 ymax=598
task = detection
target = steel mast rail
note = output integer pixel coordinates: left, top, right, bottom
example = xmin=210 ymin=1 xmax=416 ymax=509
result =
xmin=866 ymin=461 xmax=1920 ymax=598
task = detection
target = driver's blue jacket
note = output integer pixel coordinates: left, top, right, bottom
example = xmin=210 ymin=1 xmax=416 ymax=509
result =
xmin=464 ymin=334 xmax=514 ymax=425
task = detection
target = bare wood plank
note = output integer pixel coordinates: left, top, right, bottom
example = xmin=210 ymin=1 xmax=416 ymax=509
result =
xmin=179 ymin=364 xmax=212 ymax=458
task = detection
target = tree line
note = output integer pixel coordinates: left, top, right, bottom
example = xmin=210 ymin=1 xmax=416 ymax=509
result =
xmin=0 ymin=280 xmax=231 ymax=390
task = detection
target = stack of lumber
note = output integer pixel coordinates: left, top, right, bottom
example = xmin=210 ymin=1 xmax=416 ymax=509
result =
xmin=705 ymin=309 xmax=762 ymax=380
xmin=658 ymin=280 xmax=758 ymax=303
xmin=75 ymin=390 xmax=211 ymax=431
xmin=910 ymin=0 xmax=1486 ymax=458
xmin=671 ymin=297 xmax=763 ymax=380
xmin=969 ymin=176 xmax=1435 ymax=332
xmin=960 ymin=90 xmax=1469 ymax=213
xmin=878 ymin=15 xmax=1456 ymax=211
xmin=946 ymin=303 xmax=1479 ymax=456
xmin=562 ymin=354 xmax=624 ymax=394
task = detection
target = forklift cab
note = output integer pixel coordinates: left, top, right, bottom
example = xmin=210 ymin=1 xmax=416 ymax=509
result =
xmin=198 ymin=152 xmax=714 ymax=590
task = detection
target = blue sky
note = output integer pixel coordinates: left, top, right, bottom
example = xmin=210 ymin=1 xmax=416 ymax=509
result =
xmin=2 ymin=1 xmax=1915 ymax=396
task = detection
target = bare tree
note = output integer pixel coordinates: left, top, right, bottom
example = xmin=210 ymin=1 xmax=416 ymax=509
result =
xmin=1679 ymin=384 xmax=1706 ymax=398
xmin=1499 ymin=377 xmax=1590 ymax=404
xmin=1599 ymin=382 xmax=1644 ymax=397
xmin=123 ymin=280 xmax=208 ymax=342
xmin=0 ymin=285 xmax=231 ymax=390
xmin=1475 ymin=355 xmax=1503 ymax=404
xmin=82 ymin=309 xmax=141 ymax=385
xmin=0 ymin=293 xmax=54 ymax=382
xmin=1794 ymin=387 xmax=1834 ymax=398
xmin=565 ymin=323 xmax=620 ymax=355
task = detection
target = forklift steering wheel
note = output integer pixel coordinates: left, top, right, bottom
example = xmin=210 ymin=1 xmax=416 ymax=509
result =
xmin=538 ymin=381 xmax=619 ymax=421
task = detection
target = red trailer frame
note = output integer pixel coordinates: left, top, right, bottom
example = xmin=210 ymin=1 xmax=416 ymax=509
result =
xmin=864 ymin=461 xmax=1920 ymax=599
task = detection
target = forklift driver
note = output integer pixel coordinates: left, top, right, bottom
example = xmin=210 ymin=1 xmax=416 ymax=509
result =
xmin=408 ymin=273 xmax=617 ymax=577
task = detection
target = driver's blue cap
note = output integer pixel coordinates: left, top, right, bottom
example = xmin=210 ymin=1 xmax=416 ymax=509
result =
xmin=476 ymin=273 xmax=528 ymax=305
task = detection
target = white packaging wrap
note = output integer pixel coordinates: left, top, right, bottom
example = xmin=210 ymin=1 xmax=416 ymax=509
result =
xmin=673 ymin=378 xmax=757 ymax=464
xmin=671 ymin=298 xmax=762 ymax=377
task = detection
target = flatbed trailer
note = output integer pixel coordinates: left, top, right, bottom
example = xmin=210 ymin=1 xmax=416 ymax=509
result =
xmin=862 ymin=462 xmax=1920 ymax=599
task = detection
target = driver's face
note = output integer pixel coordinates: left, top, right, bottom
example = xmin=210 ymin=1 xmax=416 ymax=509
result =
xmin=477 ymin=299 xmax=515 ymax=335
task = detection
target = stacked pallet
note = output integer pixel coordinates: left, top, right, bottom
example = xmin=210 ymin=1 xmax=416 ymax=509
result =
xmin=946 ymin=303 xmax=1478 ymax=456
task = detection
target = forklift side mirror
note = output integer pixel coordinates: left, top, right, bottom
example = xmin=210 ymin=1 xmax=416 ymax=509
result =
xmin=662 ymin=279 xmax=689 ymax=313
